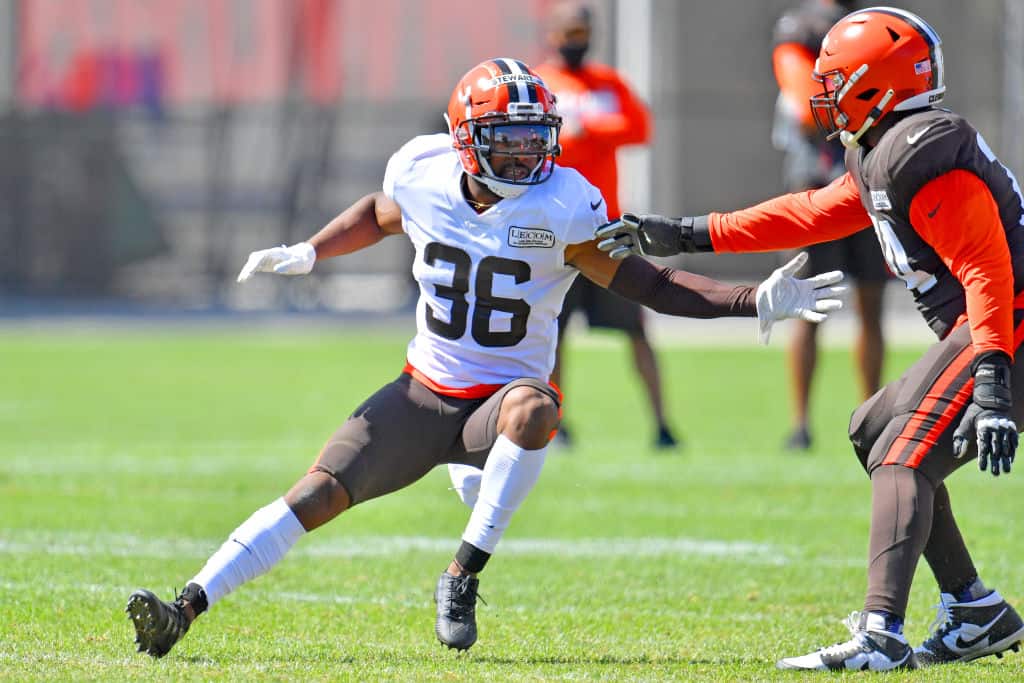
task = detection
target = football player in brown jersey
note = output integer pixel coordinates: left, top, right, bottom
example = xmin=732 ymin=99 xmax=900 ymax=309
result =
xmin=598 ymin=6 xmax=1024 ymax=673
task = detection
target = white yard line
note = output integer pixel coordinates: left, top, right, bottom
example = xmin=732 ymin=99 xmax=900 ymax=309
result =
xmin=0 ymin=529 xmax=860 ymax=567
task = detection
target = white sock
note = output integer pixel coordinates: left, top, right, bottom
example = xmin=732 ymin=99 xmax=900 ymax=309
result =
xmin=461 ymin=434 xmax=547 ymax=554
xmin=448 ymin=463 xmax=483 ymax=508
xmin=190 ymin=497 xmax=306 ymax=608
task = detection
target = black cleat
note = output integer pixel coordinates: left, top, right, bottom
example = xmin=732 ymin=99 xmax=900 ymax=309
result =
xmin=915 ymin=590 xmax=1024 ymax=665
xmin=434 ymin=572 xmax=481 ymax=651
xmin=126 ymin=587 xmax=195 ymax=658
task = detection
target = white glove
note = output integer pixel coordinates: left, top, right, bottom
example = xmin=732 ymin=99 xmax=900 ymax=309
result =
xmin=755 ymin=251 xmax=846 ymax=345
xmin=236 ymin=242 xmax=317 ymax=283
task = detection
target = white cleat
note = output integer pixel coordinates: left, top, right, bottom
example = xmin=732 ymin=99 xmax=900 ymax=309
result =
xmin=777 ymin=611 xmax=917 ymax=671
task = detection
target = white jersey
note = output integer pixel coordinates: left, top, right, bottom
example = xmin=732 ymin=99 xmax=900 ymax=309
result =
xmin=383 ymin=134 xmax=607 ymax=389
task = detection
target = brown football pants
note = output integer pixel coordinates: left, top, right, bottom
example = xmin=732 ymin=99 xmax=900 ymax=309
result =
xmin=310 ymin=373 xmax=559 ymax=506
xmin=848 ymin=312 xmax=1024 ymax=618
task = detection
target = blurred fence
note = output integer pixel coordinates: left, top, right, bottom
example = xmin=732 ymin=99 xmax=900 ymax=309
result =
xmin=1 ymin=0 xmax=1020 ymax=310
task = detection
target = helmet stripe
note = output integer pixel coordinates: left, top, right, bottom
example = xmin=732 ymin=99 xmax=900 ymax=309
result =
xmin=499 ymin=57 xmax=531 ymax=103
xmin=512 ymin=59 xmax=539 ymax=102
xmin=852 ymin=7 xmax=944 ymax=90
xmin=493 ymin=58 xmax=519 ymax=102
xmin=859 ymin=7 xmax=940 ymax=47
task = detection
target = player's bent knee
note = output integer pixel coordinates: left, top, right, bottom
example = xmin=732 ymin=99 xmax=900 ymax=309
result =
xmin=848 ymin=407 xmax=873 ymax=473
xmin=848 ymin=385 xmax=899 ymax=474
xmin=497 ymin=385 xmax=559 ymax=449
xmin=284 ymin=470 xmax=351 ymax=531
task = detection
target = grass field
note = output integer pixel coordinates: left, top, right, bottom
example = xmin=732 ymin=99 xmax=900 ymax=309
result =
xmin=3 ymin=325 xmax=1024 ymax=681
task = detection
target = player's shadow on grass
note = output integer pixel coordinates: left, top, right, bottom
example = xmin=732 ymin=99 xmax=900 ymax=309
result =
xmin=469 ymin=654 xmax=752 ymax=666
xmin=169 ymin=651 xmax=764 ymax=668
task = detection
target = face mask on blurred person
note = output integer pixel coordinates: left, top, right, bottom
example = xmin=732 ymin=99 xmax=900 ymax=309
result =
xmin=559 ymin=42 xmax=588 ymax=70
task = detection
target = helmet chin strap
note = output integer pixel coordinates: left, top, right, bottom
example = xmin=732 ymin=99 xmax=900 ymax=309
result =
xmin=479 ymin=175 xmax=530 ymax=199
xmin=839 ymin=88 xmax=894 ymax=148
xmin=475 ymin=151 xmax=545 ymax=198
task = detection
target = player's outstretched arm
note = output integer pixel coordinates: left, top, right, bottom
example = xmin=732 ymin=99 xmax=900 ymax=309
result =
xmin=237 ymin=192 xmax=403 ymax=282
xmin=595 ymin=213 xmax=711 ymax=259
xmin=567 ymin=241 xmax=845 ymax=344
xmin=596 ymin=174 xmax=870 ymax=258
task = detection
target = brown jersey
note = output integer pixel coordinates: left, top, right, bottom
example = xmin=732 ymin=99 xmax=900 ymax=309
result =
xmin=845 ymin=108 xmax=1024 ymax=339
xmin=708 ymin=107 xmax=1024 ymax=358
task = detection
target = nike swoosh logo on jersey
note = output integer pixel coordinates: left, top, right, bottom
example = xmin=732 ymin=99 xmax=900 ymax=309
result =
xmin=951 ymin=608 xmax=1007 ymax=650
xmin=906 ymin=125 xmax=933 ymax=145
xmin=590 ymin=198 xmax=604 ymax=211
xmin=927 ymin=201 xmax=942 ymax=218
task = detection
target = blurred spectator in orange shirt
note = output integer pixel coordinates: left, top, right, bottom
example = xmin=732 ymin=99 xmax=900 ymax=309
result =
xmin=771 ymin=0 xmax=888 ymax=452
xmin=536 ymin=1 xmax=678 ymax=450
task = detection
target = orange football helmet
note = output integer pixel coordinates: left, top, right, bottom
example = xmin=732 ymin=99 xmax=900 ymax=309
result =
xmin=445 ymin=58 xmax=561 ymax=198
xmin=811 ymin=7 xmax=945 ymax=147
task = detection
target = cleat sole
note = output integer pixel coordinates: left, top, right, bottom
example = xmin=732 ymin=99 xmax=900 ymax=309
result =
xmin=962 ymin=627 xmax=1024 ymax=664
xmin=126 ymin=590 xmax=164 ymax=658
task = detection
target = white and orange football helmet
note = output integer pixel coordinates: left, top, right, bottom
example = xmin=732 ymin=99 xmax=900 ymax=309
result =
xmin=445 ymin=58 xmax=562 ymax=198
xmin=811 ymin=7 xmax=945 ymax=147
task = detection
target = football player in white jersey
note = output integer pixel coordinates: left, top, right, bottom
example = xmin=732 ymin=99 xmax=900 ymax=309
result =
xmin=126 ymin=57 xmax=845 ymax=658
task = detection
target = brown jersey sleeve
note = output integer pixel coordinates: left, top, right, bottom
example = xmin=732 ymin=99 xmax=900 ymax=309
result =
xmin=908 ymin=169 xmax=1015 ymax=358
xmin=708 ymin=172 xmax=871 ymax=253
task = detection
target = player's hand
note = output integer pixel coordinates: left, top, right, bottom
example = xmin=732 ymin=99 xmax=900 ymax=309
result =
xmin=754 ymin=251 xmax=845 ymax=345
xmin=237 ymin=242 xmax=317 ymax=282
xmin=953 ymin=352 xmax=1018 ymax=476
xmin=595 ymin=213 xmax=697 ymax=259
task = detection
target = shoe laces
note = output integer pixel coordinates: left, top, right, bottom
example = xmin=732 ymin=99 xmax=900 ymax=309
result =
xmin=168 ymin=588 xmax=192 ymax=634
xmin=926 ymin=599 xmax=954 ymax=640
xmin=446 ymin=576 xmax=486 ymax=613
xmin=814 ymin=612 xmax=869 ymax=658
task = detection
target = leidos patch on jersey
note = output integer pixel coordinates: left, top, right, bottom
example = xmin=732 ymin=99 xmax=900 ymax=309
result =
xmin=870 ymin=190 xmax=892 ymax=210
xmin=508 ymin=226 xmax=555 ymax=248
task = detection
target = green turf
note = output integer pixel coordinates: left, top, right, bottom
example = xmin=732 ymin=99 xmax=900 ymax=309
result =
xmin=2 ymin=327 xmax=1023 ymax=681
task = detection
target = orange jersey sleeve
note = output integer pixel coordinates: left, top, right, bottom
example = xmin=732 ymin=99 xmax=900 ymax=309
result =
xmin=708 ymin=172 xmax=871 ymax=253
xmin=908 ymin=169 xmax=1014 ymax=358
xmin=772 ymin=42 xmax=818 ymax=129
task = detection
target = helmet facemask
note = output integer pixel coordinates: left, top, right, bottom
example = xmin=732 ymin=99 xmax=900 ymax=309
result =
xmin=811 ymin=65 xmax=894 ymax=148
xmin=448 ymin=102 xmax=561 ymax=199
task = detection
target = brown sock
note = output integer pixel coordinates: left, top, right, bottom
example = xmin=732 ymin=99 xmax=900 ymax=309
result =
xmin=922 ymin=482 xmax=980 ymax=598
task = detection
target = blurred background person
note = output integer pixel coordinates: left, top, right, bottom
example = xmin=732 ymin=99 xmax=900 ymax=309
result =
xmin=536 ymin=0 xmax=679 ymax=451
xmin=770 ymin=0 xmax=889 ymax=451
